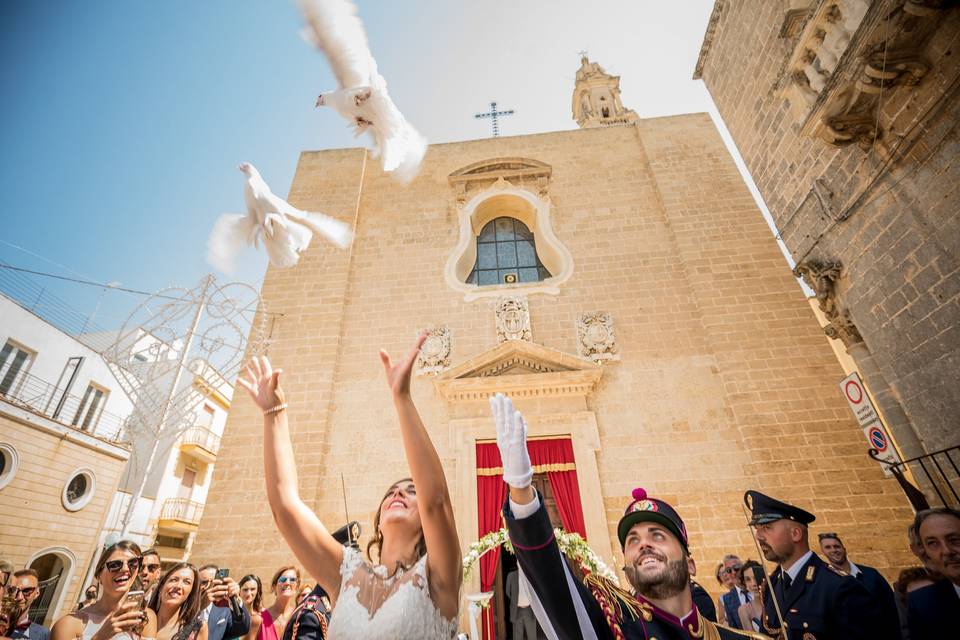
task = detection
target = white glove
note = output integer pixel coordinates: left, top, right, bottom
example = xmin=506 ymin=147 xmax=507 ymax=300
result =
xmin=490 ymin=393 xmax=533 ymax=488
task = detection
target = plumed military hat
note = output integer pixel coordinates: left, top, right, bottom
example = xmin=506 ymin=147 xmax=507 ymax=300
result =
xmin=744 ymin=490 xmax=815 ymax=526
xmin=617 ymin=488 xmax=689 ymax=551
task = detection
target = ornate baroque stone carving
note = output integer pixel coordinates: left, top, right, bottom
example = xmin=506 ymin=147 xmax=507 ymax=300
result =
xmin=416 ymin=326 xmax=451 ymax=375
xmin=576 ymin=312 xmax=620 ymax=363
xmin=794 ymin=259 xmax=863 ymax=346
xmin=495 ymin=296 xmax=532 ymax=343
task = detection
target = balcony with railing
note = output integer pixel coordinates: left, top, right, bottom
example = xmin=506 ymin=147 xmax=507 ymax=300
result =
xmin=158 ymin=498 xmax=204 ymax=532
xmin=179 ymin=426 xmax=221 ymax=463
xmin=0 ymin=369 xmax=127 ymax=443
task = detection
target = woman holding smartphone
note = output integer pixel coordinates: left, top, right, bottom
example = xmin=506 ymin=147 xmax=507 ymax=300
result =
xmin=149 ymin=564 xmax=205 ymax=640
xmin=51 ymin=541 xmax=158 ymax=640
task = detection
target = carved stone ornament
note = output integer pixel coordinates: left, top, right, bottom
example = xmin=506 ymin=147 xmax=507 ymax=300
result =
xmin=576 ymin=312 xmax=620 ymax=362
xmin=416 ymin=326 xmax=451 ymax=375
xmin=794 ymin=259 xmax=863 ymax=346
xmin=495 ymin=295 xmax=532 ymax=344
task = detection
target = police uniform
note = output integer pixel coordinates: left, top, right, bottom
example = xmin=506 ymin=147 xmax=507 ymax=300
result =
xmin=504 ymin=487 xmax=767 ymax=639
xmin=744 ymin=491 xmax=898 ymax=640
xmin=280 ymin=521 xmax=360 ymax=640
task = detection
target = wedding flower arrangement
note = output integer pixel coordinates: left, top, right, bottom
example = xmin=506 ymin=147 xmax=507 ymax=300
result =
xmin=462 ymin=527 xmax=618 ymax=585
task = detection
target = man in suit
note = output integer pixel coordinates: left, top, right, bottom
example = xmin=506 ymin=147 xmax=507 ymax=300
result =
xmin=8 ymin=570 xmax=49 ymax=640
xmin=718 ymin=555 xmax=750 ymax=629
xmin=492 ymin=393 xmax=764 ymax=639
xmin=817 ymin=532 xmax=900 ymax=633
xmin=197 ymin=564 xmax=250 ymax=640
xmin=505 ymin=569 xmax=539 ymax=640
xmin=745 ymin=490 xmax=898 ymax=639
xmin=907 ymin=507 xmax=960 ymax=640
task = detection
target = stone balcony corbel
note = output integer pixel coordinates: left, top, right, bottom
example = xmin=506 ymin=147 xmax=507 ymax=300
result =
xmin=782 ymin=0 xmax=943 ymax=150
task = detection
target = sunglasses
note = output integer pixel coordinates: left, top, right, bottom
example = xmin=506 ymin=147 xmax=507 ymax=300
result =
xmin=104 ymin=558 xmax=142 ymax=573
xmin=277 ymin=576 xmax=298 ymax=584
xmin=722 ymin=565 xmax=742 ymax=574
xmin=10 ymin=586 xmax=38 ymax=597
xmin=143 ymin=564 xmax=161 ymax=573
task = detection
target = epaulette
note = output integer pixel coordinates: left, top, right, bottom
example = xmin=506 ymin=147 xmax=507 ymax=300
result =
xmin=824 ymin=563 xmax=847 ymax=577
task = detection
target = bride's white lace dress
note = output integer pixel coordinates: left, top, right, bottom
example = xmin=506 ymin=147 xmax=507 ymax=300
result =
xmin=327 ymin=546 xmax=458 ymax=639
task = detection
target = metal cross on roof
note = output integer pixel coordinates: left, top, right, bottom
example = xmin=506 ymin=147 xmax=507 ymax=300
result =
xmin=474 ymin=101 xmax=515 ymax=137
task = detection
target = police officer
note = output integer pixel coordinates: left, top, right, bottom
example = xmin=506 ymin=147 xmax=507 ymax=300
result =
xmin=744 ymin=490 xmax=900 ymax=640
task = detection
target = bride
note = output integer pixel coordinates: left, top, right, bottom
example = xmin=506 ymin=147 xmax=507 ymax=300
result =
xmin=239 ymin=333 xmax=461 ymax=639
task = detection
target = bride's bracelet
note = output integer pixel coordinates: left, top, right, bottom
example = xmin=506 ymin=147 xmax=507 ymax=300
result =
xmin=264 ymin=403 xmax=288 ymax=416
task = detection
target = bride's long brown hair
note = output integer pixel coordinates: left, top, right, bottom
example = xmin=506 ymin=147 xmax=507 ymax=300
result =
xmin=366 ymin=478 xmax=427 ymax=572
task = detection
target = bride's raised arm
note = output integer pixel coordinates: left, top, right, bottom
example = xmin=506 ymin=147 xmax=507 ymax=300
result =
xmin=379 ymin=333 xmax=462 ymax=618
xmin=238 ymin=356 xmax=344 ymax=601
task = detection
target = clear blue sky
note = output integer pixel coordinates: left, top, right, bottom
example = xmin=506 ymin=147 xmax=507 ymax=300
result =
xmin=3 ymin=1 xmax=790 ymax=332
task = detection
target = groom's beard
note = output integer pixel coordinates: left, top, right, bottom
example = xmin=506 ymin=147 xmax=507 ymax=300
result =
xmin=624 ymin=550 xmax=690 ymax=600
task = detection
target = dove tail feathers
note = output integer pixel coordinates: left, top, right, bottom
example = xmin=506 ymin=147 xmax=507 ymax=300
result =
xmin=381 ymin=122 xmax=427 ymax=184
xmin=207 ymin=213 xmax=255 ymax=274
xmin=287 ymin=211 xmax=354 ymax=250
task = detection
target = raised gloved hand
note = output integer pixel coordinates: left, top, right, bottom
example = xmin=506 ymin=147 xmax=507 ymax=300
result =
xmin=490 ymin=393 xmax=533 ymax=488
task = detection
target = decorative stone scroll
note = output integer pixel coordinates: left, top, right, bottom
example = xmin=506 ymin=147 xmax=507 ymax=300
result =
xmin=794 ymin=259 xmax=863 ymax=347
xmin=576 ymin=312 xmax=620 ymax=363
xmin=416 ymin=326 xmax=451 ymax=375
xmin=495 ymin=296 xmax=532 ymax=344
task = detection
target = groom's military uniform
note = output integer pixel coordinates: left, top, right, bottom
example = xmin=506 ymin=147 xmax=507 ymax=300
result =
xmin=504 ymin=488 xmax=766 ymax=640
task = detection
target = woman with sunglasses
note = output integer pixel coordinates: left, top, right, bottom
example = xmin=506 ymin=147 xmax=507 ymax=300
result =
xmin=51 ymin=541 xmax=157 ymax=640
xmin=259 ymin=568 xmax=298 ymax=640
xmin=148 ymin=563 xmax=204 ymax=640
xmin=235 ymin=575 xmax=262 ymax=640
xmin=240 ymin=333 xmax=462 ymax=638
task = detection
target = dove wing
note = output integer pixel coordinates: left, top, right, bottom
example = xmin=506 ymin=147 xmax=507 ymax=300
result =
xmin=298 ymin=0 xmax=376 ymax=88
xmin=207 ymin=213 xmax=258 ymax=274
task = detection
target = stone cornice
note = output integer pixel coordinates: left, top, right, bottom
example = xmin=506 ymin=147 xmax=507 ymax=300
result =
xmin=693 ymin=0 xmax=725 ymax=79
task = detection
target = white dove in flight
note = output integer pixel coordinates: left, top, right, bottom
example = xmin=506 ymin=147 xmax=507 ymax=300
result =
xmin=298 ymin=0 xmax=427 ymax=183
xmin=206 ymin=162 xmax=352 ymax=273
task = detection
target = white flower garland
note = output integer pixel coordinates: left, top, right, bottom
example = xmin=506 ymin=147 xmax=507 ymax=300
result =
xmin=462 ymin=527 xmax=619 ymax=584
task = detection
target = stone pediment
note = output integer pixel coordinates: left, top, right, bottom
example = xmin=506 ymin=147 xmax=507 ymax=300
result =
xmin=448 ymin=158 xmax=552 ymax=187
xmin=434 ymin=340 xmax=601 ymax=402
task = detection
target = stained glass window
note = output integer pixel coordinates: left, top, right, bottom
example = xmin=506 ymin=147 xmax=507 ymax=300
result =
xmin=466 ymin=217 xmax=551 ymax=286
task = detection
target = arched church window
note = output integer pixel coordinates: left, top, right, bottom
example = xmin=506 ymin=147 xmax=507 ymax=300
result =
xmin=466 ymin=217 xmax=552 ymax=286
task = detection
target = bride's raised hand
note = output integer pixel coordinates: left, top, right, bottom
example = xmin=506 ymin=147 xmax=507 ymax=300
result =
xmin=237 ymin=355 xmax=285 ymax=412
xmin=379 ymin=331 xmax=428 ymax=398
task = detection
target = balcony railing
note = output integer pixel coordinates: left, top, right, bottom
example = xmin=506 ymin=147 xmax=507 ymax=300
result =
xmin=159 ymin=498 xmax=204 ymax=530
xmin=180 ymin=426 xmax=221 ymax=461
xmin=0 ymin=370 xmax=127 ymax=442
xmin=870 ymin=444 xmax=960 ymax=511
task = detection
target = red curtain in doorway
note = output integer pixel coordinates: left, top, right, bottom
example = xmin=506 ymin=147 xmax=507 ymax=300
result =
xmin=527 ymin=438 xmax=587 ymax=539
xmin=476 ymin=442 xmax=508 ymax=640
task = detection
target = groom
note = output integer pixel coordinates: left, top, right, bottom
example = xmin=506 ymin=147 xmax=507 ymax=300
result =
xmin=491 ymin=393 xmax=764 ymax=640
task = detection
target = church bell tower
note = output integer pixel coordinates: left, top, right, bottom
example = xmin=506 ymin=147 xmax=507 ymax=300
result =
xmin=572 ymin=55 xmax=638 ymax=128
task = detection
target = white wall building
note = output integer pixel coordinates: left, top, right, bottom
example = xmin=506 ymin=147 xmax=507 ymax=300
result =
xmin=0 ymin=293 xmax=132 ymax=625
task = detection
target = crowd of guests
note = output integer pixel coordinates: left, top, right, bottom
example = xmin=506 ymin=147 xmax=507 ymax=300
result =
xmin=0 ymin=546 xmax=334 ymax=640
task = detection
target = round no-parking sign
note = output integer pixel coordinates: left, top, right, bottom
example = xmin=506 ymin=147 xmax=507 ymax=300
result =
xmin=868 ymin=426 xmax=888 ymax=452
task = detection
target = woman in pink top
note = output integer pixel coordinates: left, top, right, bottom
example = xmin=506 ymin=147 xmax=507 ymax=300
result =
xmin=259 ymin=567 xmax=299 ymax=640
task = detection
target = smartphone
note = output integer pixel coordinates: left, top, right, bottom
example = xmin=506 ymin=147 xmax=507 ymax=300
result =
xmin=124 ymin=590 xmax=145 ymax=607
xmin=215 ymin=568 xmax=230 ymax=581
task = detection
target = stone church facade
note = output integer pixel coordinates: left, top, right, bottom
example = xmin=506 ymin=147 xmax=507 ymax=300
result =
xmin=191 ymin=57 xmax=915 ymax=631
xmin=694 ymin=0 xmax=960 ymax=457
